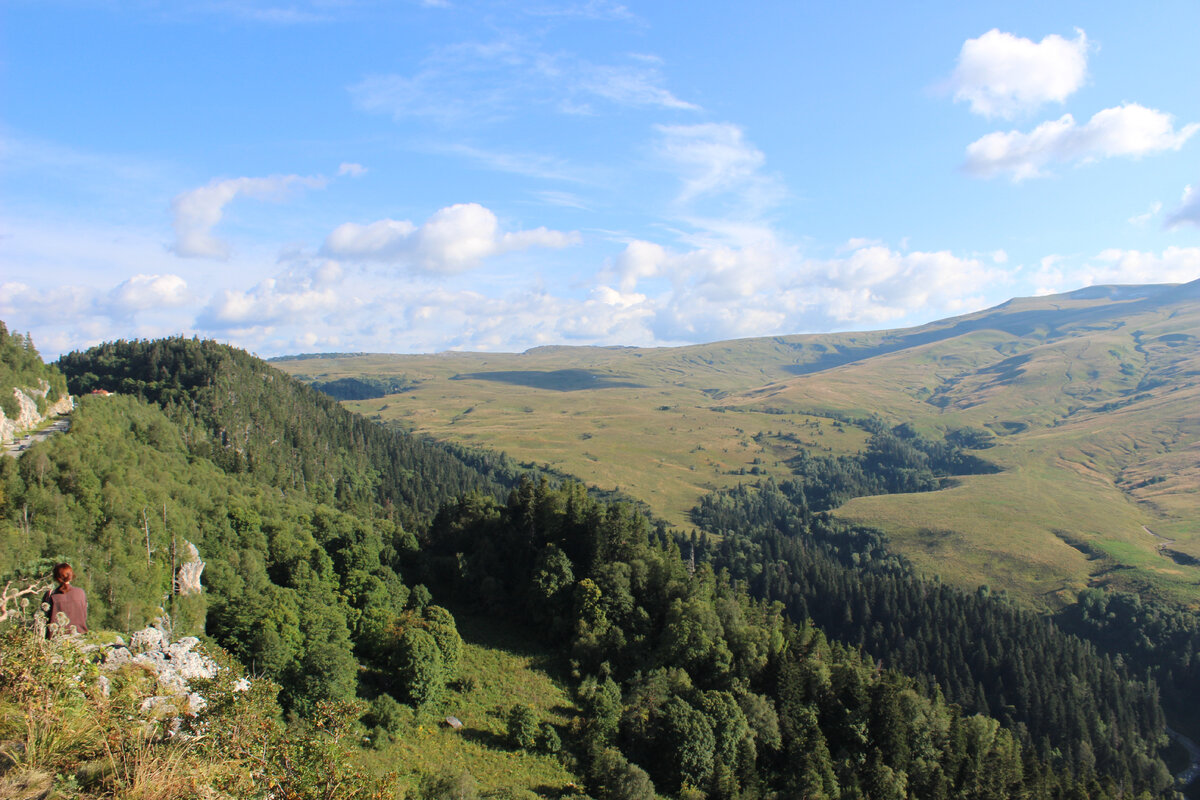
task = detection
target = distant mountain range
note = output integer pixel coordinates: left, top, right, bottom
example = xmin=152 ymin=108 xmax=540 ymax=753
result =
xmin=275 ymin=280 xmax=1200 ymax=609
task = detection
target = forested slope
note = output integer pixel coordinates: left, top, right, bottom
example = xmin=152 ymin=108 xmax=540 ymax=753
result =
xmin=59 ymin=338 xmax=522 ymax=529
xmin=0 ymin=333 xmax=1185 ymax=798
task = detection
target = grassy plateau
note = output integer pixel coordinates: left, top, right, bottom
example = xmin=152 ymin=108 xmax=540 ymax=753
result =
xmin=273 ymin=281 xmax=1200 ymax=610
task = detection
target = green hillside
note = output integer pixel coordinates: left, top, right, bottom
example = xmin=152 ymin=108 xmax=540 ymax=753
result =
xmin=2 ymin=331 xmax=1183 ymax=798
xmin=272 ymin=281 xmax=1200 ymax=609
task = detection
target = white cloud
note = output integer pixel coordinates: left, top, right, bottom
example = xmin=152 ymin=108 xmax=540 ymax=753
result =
xmin=350 ymin=37 xmax=696 ymax=125
xmin=654 ymin=123 xmax=774 ymax=205
xmin=534 ymin=190 xmax=590 ymax=209
xmin=1129 ymin=201 xmax=1163 ymax=227
xmin=337 ymin=162 xmax=368 ymax=177
xmin=578 ymin=62 xmax=699 ymax=111
xmin=964 ymin=103 xmax=1199 ymax=181
xmin=322 ymin=203 xmax=580 ymax=273
xmin=197 ymin=259 xmax=347 ymax=331
xmin=1031 ymin=247 xmax=1200 ymax=293
xmin=604 ymin=238 xmax=1000 ymax=343
xmin=1166 ymin=184 xmax=1200 ymax=229
xmin=430 ymin=143 xmax=591 ymax=183
xmin=949 ymin=28 xmax=1089 ymax=118
xmin=171 ymin=173 xmax=328 ymax=259
xmin=106 ymin=274 xmax=190 ymax=315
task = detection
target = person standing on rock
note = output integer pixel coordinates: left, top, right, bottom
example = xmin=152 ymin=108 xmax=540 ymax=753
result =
xmin=44 ymin=562 xmax=87 ymax=636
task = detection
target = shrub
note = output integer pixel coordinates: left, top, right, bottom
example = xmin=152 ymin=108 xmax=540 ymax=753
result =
xmin=588 ymin=747 xmax=656 ymax=800
xmin=0 ymin=392 xmax=19 ymax=419
xmin=507 ymin=703 xmax=540 ymax=751
xmin=539 ymin=721 xmax=562 ymax=754
xmin=368 ymin=693 xmax=408 ymax=733
xmin=394 ymin=628 xmax=444 ymax=709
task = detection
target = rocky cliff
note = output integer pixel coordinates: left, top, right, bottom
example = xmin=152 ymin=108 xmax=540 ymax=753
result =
xmin=0 ymin=379 xmax=73 ymax=444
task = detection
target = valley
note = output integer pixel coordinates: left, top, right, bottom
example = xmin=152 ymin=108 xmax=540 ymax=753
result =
xmin=274 ymin=281 xmax=1200 ymax=609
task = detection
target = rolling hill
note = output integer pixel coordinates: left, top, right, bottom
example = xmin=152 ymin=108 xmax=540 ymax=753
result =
xmin=273 ymin=280 xmax=1200 ymax=609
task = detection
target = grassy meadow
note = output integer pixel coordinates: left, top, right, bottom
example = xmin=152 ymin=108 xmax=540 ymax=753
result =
xmin=362 ymin=614 xmax=581 ymax=797
xmin=274 ymin=283 xmax=1200 ymax=609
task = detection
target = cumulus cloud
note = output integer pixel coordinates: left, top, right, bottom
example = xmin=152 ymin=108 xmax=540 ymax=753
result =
xmin=337 ymin=162 xmax=368 ymax=177
xmin=106 ymin=274 xmax=190 ymax=316
xmin=1031 ymin=247 xmax=1200 ymax=293
xmin=1166 ymin=184 xmax=1200 ymax=229
xmin=964 ymin=103 xmax=1199 ymax=181
xmin=170 ymin=173 xmax=328 ymax=259
xmin=949 ymin=28 xmax=1089 ymax=118
xmin=322 ymin=203 xmax=580 ymax=273
xmin=602 ymin=237 xmax=1000 ymax=343
xmin=197 ymin=259 xmax=347 ymax=331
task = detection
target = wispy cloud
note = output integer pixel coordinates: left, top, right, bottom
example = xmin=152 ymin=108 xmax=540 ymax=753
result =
xmin=350 ymin=37 xmax=697 ymax=124
xmin=964 ymin=103 xmax=1198 ymax=181
xmin=1129 ymin=201 xmax=1163 ymax=227
xmin=650 ymin=123 xmax=786 ymax=249
xmin=337 ymin=162 xmax=368 ymax=177
xmin=575 ymin=60 xmax=699 ymax=111
xmin=947 ymin=28 xmax=1090 ymax=119
xmin=170 ymin=173 xmax=328 ymax=259
xmin=430 ymin=142 xmax=592 ymax=183
xmin=520 ymin=0 xmax=637 ymax=22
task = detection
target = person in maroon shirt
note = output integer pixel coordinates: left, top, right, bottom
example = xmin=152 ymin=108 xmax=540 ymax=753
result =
xmin=44 ymin=562 xmax=87 ymax=637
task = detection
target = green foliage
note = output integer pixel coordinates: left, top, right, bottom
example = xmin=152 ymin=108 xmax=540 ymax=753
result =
xmin=57 ymin=336 xmax=522 ymax=530
xmin=422 ymin=605 xmax=462 ymax=679
xmin=659 ymin=695 xmax=715 ymax=791
xmin=368 ymin=693 xmax=408 ymax=734
xmin=420 ymin=767 xmax=479 ymax=800
xmin=694 ymin=478 xmax=1172 ymax=790
xmin=587 ymin=747 xmax=656 ymax=800
xmin=312 ymin=375 xmax=416 ymax=401
xmin=428 ymin=477 xmax=1168 ymax=799
xmin=538 ymin=722 xmax=561 ymax=754
xmin=394 ymin=627 xmax=444 ymax=709
xmin=0 ymin=331 xmax=1183 ymax=798
xmin=507 ymin=703 xmax=540 ymax=751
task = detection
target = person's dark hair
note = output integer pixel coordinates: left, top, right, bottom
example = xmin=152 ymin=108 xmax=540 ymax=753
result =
xmin=53 ymin=563 xmax=75 ymax=592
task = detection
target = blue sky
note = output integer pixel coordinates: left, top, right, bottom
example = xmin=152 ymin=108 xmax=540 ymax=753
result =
xmin=2 ymin=0 xmax=1198 ymax=358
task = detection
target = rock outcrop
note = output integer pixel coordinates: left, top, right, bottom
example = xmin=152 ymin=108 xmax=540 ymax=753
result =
xmin=0 ymin=380 xmax=73 ymax=444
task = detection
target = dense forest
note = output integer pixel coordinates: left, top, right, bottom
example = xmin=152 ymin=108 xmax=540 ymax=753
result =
xmin=757 ymin=420 xmax=997 ymax=512
xmin=0 ymin=334 xmax=1188 ymax=798
xmin=693 ymin=480 xmax=1172 ymax=791
xmin=58 ymin=338 xmax=522 ymax=530
xmin=425 ymin=477 xmax=1173 ymax=798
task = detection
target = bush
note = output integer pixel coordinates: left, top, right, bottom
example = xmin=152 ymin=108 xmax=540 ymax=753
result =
xmin=0 ymin=392 xmax=19 ymax=419
xmin=368 ymin=692 xmax=408 ymax=733
xmin=421 ymin=767 xmax=478 ymax=800
xmin=588 ymin=747 xmax=656 ymax=800
xmin=507 ymin=703 xmax=540 ymax=751
xmin=394 ymin=628 xmax=445 ymax=709
xmin=539 ymin=721 xmax=562 ymax=754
